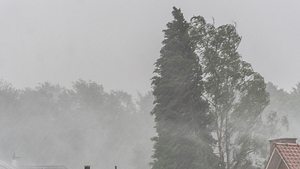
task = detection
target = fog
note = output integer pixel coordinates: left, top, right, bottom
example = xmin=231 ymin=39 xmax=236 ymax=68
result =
xmin=0 ymin=80 xmax=298 ymax=169
xmin=0 ymin=80 xmax=155 ymax=169
xmin=1 ymin=0 xmax=300 ymax=93
xmin=0 ymin=1 xmax=300 ymax=169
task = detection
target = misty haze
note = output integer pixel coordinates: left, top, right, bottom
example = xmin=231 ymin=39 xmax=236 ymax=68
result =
xmin=0 ymin=1 xmax=300 ymax=169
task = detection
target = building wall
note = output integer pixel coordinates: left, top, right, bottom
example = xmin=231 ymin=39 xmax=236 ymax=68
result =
xmin=267 ymin=150 xmax=281 ymax=169
xmin=278 ymin=161 xmax=288 ymax=169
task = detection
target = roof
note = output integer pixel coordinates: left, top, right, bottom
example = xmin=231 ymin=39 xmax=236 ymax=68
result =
xmin=275 ymin=143 xmax=300 ymax=169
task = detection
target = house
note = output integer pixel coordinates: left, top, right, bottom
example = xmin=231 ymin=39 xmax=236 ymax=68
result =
xmin=265 ymin=138 xmax=300 ymax=169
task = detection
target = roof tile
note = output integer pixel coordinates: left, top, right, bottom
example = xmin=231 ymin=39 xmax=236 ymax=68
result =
xmin=275 ymin=143 xmax=300 ymax=169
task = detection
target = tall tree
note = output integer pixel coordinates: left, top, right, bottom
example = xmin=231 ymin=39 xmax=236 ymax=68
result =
xmin=190 ymin=17 xmax=269 ymax=169
xmin=151 ymin=7 xmax=217 ymax=169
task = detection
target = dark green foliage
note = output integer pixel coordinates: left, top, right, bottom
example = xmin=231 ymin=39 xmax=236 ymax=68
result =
xmin=190 ymin=16 xmax=270 ymax=169
xmin=151 ymin=7 xmax=217 ymax=169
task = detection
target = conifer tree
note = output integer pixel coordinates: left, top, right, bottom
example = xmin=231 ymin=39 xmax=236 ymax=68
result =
xmin=151 ymin=7 xmax=217 ymax=169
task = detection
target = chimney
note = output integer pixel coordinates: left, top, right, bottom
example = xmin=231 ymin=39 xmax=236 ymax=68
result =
xmin=269 ymin=138 xmax=297 ymax=153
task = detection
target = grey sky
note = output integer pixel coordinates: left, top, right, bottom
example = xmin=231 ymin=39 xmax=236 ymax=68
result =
xmin=0 ymin=0 xmax=299 ymax=94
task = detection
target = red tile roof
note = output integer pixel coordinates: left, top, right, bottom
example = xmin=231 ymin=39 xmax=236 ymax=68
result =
xmin=275 ymin=143 xmax=300 ymax=169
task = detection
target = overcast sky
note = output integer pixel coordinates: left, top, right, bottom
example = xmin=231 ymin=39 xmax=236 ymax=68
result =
xmin=0 ymin=0 xmax=299 ymax=94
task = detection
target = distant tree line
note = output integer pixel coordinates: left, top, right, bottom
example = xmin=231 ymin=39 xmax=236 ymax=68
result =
xmin=0 ymin=80 xmax=155 ymax=169
xmin=0 ymin=79 xmax=292 ymax=169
